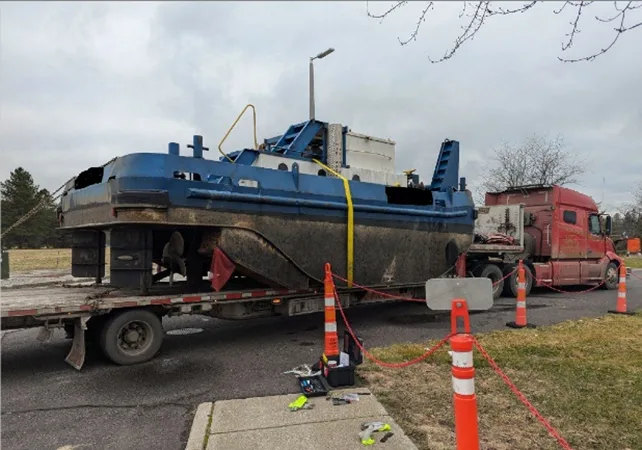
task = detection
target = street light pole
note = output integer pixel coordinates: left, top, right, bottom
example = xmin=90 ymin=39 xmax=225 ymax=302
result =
xmin=309 ymin=58 xmax=315 ymax=121
xmin=309 ymin=48 xmax=335 ymax=121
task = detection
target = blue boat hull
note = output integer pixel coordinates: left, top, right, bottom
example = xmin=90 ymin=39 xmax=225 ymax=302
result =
xmin=59 ymin=152 xmax=475 ymax=289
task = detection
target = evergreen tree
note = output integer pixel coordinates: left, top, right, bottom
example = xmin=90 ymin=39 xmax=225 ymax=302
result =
xmin=1 ymin=168 xmax=59 ymax=248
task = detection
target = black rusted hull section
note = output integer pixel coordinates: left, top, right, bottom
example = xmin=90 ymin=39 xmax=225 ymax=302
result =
xmin=62 ymin=204 xmax=472 ymax=289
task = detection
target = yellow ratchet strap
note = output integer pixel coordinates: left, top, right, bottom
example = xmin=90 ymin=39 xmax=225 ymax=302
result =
xmin=312 ymin=159 xmax=354 ymax=288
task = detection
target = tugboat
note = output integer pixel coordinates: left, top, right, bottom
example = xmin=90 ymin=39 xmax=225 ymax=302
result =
xmin=58 ymin=108 xmax=476 ymax=294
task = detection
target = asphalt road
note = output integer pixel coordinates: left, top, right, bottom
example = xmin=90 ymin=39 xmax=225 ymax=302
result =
xmin=2 ymin=274 xmax=641 ymax=450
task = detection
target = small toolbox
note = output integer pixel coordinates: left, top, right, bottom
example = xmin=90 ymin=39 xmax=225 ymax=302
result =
xmin=325 ymin=363 xmax=356 ymax=388
xmin=297 ymin=375 xmax=330 ymax=397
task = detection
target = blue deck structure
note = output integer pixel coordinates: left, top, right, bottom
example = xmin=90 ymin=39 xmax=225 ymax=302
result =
xmin=59 ymin=118 xmax=476 ymax=294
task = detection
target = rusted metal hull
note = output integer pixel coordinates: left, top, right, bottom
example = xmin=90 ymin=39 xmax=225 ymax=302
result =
xmin=62 ymin=204 xmax=472 ymax=288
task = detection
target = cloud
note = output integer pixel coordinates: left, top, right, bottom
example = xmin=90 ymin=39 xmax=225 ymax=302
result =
xmin=1 ymin=1 xmax=640 ymax=212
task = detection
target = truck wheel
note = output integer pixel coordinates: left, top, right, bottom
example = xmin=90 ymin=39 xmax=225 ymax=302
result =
xmin=478 ymin=264 xmax=504 ymax=301
xmin=99 ymin=309 xmax=163 ymax=366
xmin=507 ymin=265 xmax=533 ymax=298
xmin=601 ymin=262 xmax=619 ymax=290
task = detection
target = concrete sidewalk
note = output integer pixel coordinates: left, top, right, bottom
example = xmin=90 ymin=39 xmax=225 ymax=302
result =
xmin=185 ymin=388 xmax=419 ymax=450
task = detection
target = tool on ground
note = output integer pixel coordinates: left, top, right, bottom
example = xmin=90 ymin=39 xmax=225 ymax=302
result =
xmin=327 ymin=392 xmax=361 ymax=405
xmin=297 ymin=376 xmax=328 ymax=397
xmin=380 ymin=432 xmax=394 ymax=443
xmin=283 ymin=364 xmax=320 ymax=377
xmin=288 ymin=395 xmax=314 ymax=411
xmin=359 ymin=421 xmax=392 ymax=446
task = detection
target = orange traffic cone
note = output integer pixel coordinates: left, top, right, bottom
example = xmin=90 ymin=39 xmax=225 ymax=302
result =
xmin=450 ymin=332 xmax=480 ymax=450
xmin=507 ymin=260 xmax=535 ymax=328
xmin=322 ymin=263 xmax=340 ymax=365
xmin=609 ymin=263 xmax=634 ymax=315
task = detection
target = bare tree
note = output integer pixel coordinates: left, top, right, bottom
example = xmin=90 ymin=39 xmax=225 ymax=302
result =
xmin=635 ymin=182 xmax=642 ymax=207
xmin=479 ymin=134 xmax=586 ymax=195
xmin=367 ymin=1 xmax=642 ymax=63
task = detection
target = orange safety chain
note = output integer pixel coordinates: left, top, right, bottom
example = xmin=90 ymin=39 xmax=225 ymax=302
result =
xmin=535 ymin=279 xmax=606 ymax=294
xmin=329 ymin=271 xmax=575 ymax=450
xmin=628 ymin=269 xmax=642 ymax=281
xmin=471 ymin=336 xmax=575 ymax=450
xmin=331 ymin=267 xmax=517 ymax=304
xmin=332 ymin=287 xmax=453 ymax=368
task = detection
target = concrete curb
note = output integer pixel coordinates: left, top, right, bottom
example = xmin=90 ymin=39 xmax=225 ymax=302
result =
xmin=190 ymin=390 xmax=419 ymax=450
xmin=185 ymin=402 xmax=213 ymax=450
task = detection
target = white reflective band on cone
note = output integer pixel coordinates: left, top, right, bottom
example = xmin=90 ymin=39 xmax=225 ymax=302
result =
xmin=517 ymin=300 xmax=526 ymax=308
xmin=518 ymin=282 xmax=526 ymax=289
xmin=620 ymin=277 xmax=626 ymax=283
xmin=324 ymin=297 xmax=335 ymax=307
xmin=618 ymin=291 xmax=626 ymax=298
xmin=451 ymin=350 xmax=473 ymax=368
xmin=325 ymin=322 xmax=337 ymax=332
xmin=452 ymin=376 xmax=475 ymax=395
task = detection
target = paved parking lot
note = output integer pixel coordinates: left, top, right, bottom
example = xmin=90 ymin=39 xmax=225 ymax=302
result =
xmin=2 ymin=275 xmax=640 ymax=450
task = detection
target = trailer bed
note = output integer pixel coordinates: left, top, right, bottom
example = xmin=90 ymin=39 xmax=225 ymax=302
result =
xmin=1 ymin=283 xmax=311 ymax=322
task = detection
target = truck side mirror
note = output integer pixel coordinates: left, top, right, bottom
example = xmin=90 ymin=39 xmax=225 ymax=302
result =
xmin=604 ymin=216 xmax=612 ymax=236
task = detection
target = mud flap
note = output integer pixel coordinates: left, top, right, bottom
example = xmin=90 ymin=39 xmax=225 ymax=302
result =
xmin=36 ymin=326 xmax=53 ymax=343
xmin=64 ymin=315 xmax=91 ymax=371
xmin=425 ymin=278 xmax=493 ymax=311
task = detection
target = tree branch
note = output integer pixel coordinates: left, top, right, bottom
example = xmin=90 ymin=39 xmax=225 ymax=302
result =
xmin=366 ymin=1 xmax=408 ymax=20
xmin=561 ymin=1 xmax=593 ymax=51
xmin=399 ymin=2 xmax=435 ymax=45
xmin=428 ymin=1 xmax=491 ymax=63
xmin=559 ymin=0 xmax=642 ymax=62
xmin=368 ymin=0 xmax=642 ymax=63
xmin=479 ymin=134 xmax=585 ymax=193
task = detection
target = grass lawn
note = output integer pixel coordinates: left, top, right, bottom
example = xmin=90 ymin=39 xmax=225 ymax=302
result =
xmin=7 ymin=248 xmax=111 ymax=272
xmin=358 ymin=313 xmax=642 ymax=450
xmin=625 ymin=256 xmax=642 ymax=269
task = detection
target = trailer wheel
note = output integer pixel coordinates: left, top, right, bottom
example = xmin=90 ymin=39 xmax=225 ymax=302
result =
xmin=478 ymin=264 xmax=504 ymax=301
xmin=507 ymin=264 xmax=533 ymax=298
xmin=99 ymin=309 xmax=163 ymax=366
xmin=601 ymin=262 xmax=619 ymax=290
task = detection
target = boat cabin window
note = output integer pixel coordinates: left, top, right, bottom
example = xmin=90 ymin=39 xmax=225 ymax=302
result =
xmin=278 ymin=163 xmax=288 ymax=171
xmin=385 ymin=186 xmax=433 ymax=206
xmin=318 ymin=169 xmax=327 ymax=177
xmin=173 ymin=171 xmax=202 ymax=181
xmin=74 ymin=167 xmax=104 ymax=190
xmin=352 ymin=175 xmax=360 ymax=181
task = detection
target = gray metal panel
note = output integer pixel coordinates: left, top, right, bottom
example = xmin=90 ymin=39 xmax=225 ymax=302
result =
xmin=326 ymin=123 xmax=343 ymax=174
xmin=474 ymin=204 xmax=524 ymax=246
xmin=424 ymin=278 xmax=493 ymax=311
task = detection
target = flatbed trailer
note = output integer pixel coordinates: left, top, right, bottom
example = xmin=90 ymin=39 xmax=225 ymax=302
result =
xmin=1 ymin=278 xmax=428 ymax=370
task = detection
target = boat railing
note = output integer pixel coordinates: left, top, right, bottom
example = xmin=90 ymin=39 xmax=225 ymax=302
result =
xmin=218 ymin=104 xmax=259 ymax=163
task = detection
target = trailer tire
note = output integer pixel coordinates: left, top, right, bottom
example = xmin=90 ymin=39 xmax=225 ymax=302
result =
xmin=99 ymin=309 xmax=163 ymax=366
xmin=506 ymin=264 xmax=533 ymax=298
xmin=478 ymin=264 xmax=504 ymax=301
xmin=601 ymin=262 xmax=619 ymax=290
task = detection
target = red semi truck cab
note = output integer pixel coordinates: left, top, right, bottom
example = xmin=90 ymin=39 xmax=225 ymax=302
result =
xmin=465 ymin=184 xmax=622 ymax=299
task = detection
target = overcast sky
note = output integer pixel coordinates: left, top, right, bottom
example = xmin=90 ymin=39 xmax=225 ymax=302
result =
xmin=1 ymin=1 xmax=640 ymax=212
